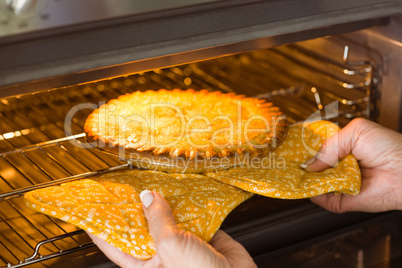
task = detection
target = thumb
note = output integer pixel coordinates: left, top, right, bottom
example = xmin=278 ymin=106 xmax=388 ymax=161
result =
xmin=301 ymin=121 xmax=357 ymax=172
xmin=139 ymin=190 xmax=178 ymax=244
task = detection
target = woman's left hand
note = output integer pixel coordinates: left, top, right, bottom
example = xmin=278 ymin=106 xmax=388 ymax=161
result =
xmin=87 ymin=191 xmax=256 ymax=268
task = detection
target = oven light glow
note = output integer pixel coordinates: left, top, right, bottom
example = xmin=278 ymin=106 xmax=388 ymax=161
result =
xmin=184 ymin=77 xmax=192 ymax=86
xmin=111 ymin=81 xmax=119 ymax=89
xmin=21 ymin=128 xmax=31 ymax=135
xmin=1 ymin=130 xmax=24 ymax=139
xmin=97 ymin=84 xmax=105 ymax=91
xmin=125 ymin=79 xmax=133 ymax=86
xmin=3 ymin=132 xmax=15 ymax=139
xmin=1 ymin=168 xmax=18 ymax=181
xmin=184 ymin=68 xmax=192 ymax=76
xmin=138 ymin=77 xmax=146 ymax=84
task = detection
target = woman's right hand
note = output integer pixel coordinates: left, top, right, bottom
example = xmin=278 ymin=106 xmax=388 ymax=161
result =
xmin=306 ymin=118 xmax=402 ymax=213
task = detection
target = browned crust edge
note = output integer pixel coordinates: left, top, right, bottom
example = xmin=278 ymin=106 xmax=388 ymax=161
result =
xmin=84 ymin=89 xmax=289 ymax=171
xmin=87 ymin=134 xmax=290 ymax=173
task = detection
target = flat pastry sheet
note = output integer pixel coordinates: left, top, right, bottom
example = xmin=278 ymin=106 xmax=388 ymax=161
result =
xmin=205 ymin=121 xmax=361 ymax=198
xmin=24 ymin=170 xmax=253 ymax=260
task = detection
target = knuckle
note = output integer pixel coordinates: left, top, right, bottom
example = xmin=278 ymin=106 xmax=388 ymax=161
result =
xmin=331 ymin=205 xmax=344 ymax=213
xmin=157 ymin=230 xmax=180 ymax=252
xmin=320 ymin=137 xmax=336 ymax=155
xmin=146 ymin=205 xmax=162 ymax=223
xmin=330 ymin=196 xmax=346 ymax=214
xmin=349 ymin=117 xmax=369 ymax=129
xmin=350 ymin=117 xmax=366 ymax=125
xmin=321 ymin=139 xmax=330 ymax=150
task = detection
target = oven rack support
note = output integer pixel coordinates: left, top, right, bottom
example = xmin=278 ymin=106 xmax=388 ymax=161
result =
xmin=186 ymin=39 xmax=375 ymax=122
xmin=247 ymin=43 xmax=375 ymax=122
xmin=0 ymin=134 xmax=128 ymax=268
xmin=8 ymin=231 xmax=96 ymax=268
xmin=0 ymin=134 xmax=129 ymax=201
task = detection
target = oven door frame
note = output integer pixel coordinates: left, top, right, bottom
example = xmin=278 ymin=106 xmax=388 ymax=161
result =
xmin=0 ymin=0 xmax=401 ymax=98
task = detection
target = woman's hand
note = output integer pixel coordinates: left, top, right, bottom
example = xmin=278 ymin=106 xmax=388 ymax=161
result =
xmin=87 ymin=190 xmax=256 ymax=268
xmin=306 ymin=118 xmax=402 ymax=213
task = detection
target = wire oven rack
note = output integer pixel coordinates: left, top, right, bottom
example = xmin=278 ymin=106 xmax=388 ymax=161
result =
xmin=0 ymin=36 xmax=376 ymax=267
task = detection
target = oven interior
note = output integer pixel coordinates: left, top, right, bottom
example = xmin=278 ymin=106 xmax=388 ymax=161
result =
xmin=1 ymin=18 xmax=402 ymax=267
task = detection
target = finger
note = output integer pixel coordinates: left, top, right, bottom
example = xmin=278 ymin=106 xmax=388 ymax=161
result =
xmin=210 ymin=230 xmax=245 ymax=254
xmin=140 ymin=190 xmax=178 ymax=244
xmin=210 ymin=230 xmax=256 ymax=268
xmin=209 ymin=230 xmax=236 ymax=252
xmin=310 ymin=194 xmax=344 ymax=213
xmin=302 ymin=118 xmax=365 ymax=172
xmin=310 ymin=192 xmax=368 ymax=213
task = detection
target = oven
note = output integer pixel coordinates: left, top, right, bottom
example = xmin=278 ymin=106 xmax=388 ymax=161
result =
xmin=1 ymin=0 xmax=402 ymax=267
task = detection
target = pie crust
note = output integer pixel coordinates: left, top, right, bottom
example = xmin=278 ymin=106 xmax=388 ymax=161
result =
xmin=85 ymin=89 xmax=288 ymax=172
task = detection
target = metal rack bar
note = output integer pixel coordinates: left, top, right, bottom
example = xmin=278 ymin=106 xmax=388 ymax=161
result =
xmin=0 ymin=134 xmax=86 ymax=157
xmin=0 ymin=214 xmax=35 ymax=252
xmin=20 ymin=149 xmax=68 ymax=182
xmin=0 ymin=139 xmax=127 ymax=267
xmin=0 ymin=239 xmax=18 ymax=265
xmin=58 ymin=142 xmax=118 ymax=171
xmin=43 ymin=215 xmax=81 ymax=247
xmin=251 ymin=49 xmax=369 ymax=101
xmin=5 ymin=200 xmax=62 ymax=252
xmin=0 ymin=245 xmax=10 ymax=266
xmin=0 ymin=174 xmax=17 ymax=192
xmin=0 ymin=164 xmax=129 ymax=201
xmin=1 ymin=156 xmax=39 ymax=188
xmin=0 ymin=133 xmax=122 ymax=197
xmin=290 ymin=44 xmax=372 ymax=75
xmin=249 ymin=54 xmax=372 ymax=120
xmin=12 ymin=243 xmax=96 ymax=268
xmin=36 ymin=146 xmax=75 ymax=175
xmin=271 ymin=47 xmax=372 ymax=90
xmin=24 ymin=230 xmax=86 ymax=262
xmin=55 ymin=143 xmax=96 ymax=172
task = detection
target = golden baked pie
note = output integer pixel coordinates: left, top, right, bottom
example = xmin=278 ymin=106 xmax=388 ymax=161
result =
xmin=24 ymin=169 xmax=253 ymax=260
xmin=85 ymin=89 xmax=288 ymax=173
xmin=205 ymin=121 xmax=361 ymax=198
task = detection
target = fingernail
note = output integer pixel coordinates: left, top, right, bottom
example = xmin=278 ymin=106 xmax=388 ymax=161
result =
xmin=300 ymin=163 xmax=308 ymax=169
xmin=140 ymin=190 xmax=154 ymax=208
xmin=300 ymin=157 xmax=315 ymax=169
